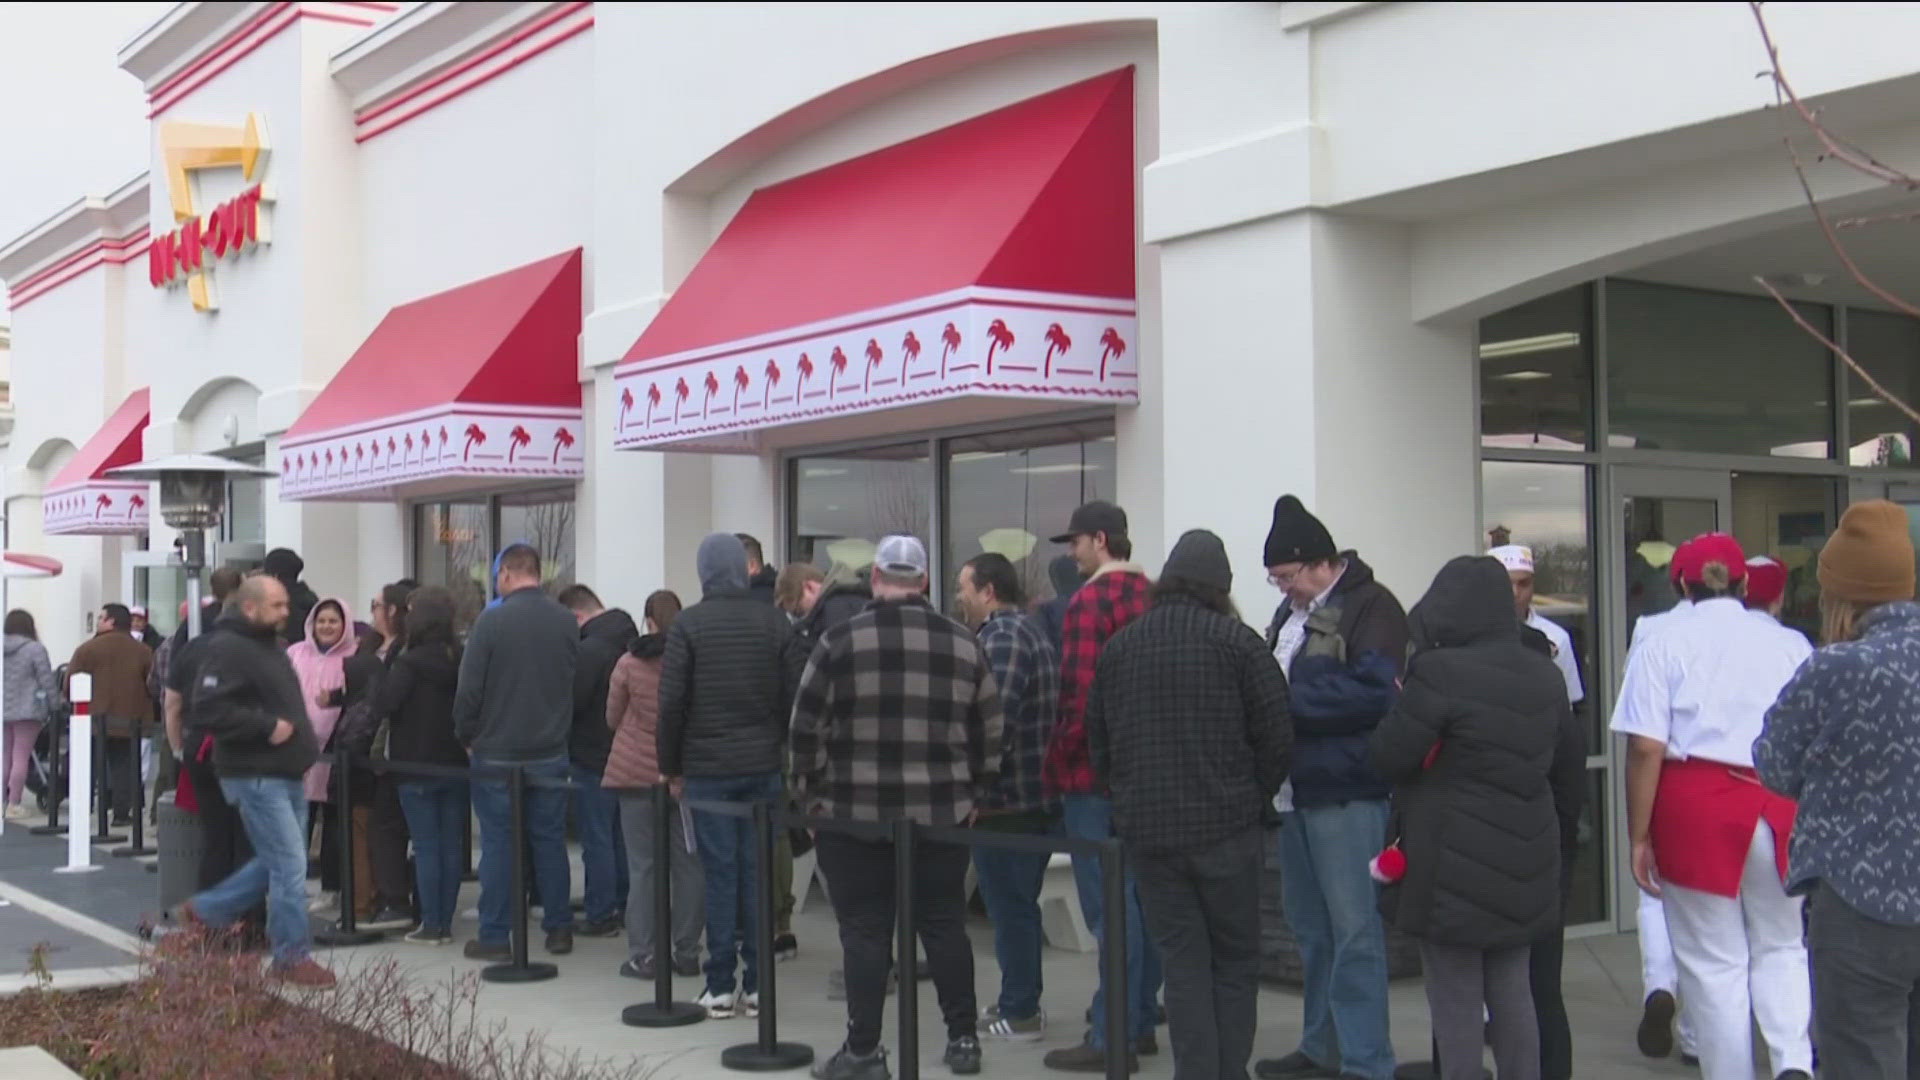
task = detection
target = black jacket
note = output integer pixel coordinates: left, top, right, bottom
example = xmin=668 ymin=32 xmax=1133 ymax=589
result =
xmin=572 ymin=608 xmax=639 ymax=773
xmin=748 ymin=566 xmax=779 ymax=606
xmin=453 ymin=586 xmax=578 ymax=762
xmin=659 ymin=590 xmax=794 ymax=778
xmin=376 ymin=641 xmax=468 ymax=770
xmin=283 ymin=581 xmax=320 ymax=645
xmin=1267 ymin=552 xmax=1409 ymax=808
xmin=193 ymin=612 xmax=320 ymax=779
xmin=1088 ymin=595 xmax=1292 ymax=856
xmin=784 ymin=581 xmax=873 ymax=688
xmin=1367 ymin=556 xmax=1583 ymax=949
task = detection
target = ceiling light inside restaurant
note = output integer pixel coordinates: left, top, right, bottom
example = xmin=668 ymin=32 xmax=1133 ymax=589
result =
xmin=1478 ymin=332 xmax=1580 ymax=360
xmin=1492 ymin=370 xmax=1554 ymax=382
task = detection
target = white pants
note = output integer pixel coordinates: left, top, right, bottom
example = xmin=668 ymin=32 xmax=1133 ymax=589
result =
xmin=1661 ymin=820 xmax=1811 ymax=1080
xmin=1639 ymin=888 xmax=1699 ymax=1055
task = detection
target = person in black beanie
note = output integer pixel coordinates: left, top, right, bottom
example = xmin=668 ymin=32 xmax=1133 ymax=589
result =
xmin=1256 ymin=496 xmax=1408 ymax=1080
xmin=264 ymin=549 xmax=320 ymax=646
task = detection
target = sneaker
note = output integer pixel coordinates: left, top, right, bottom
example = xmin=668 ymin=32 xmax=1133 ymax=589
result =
xmin=403 ymin=926 xmax=451 ymax=945
xmin=579 ymin=915 xmax=623 ymax=938
xmin=1044 ymin=1043 xmax=1137 ymax=1074
xmin=270 ymin=958 xmax=338 ymax=989
xmin=740 ymin=991 xmax=760 ymax=1018
xmin=307 ymin=892 xmax=340 ymax=916
xmin=363 ymin=906 xmax=413 ymax=931
xmin=5 ymin=803 xmax=30 ymax=820
xmin=697 ymin=989 xmax=738 ymax=1019
xmin=812 ymin=1045 xmax=890 ymax=1080
xmin=1637 ymin=989 xmax=1676 ymax=1058
xmin=545 ymin=928 xmax=574 ymax=955
xmin=463 ymin=940 xmax=511 ymax=962
xmin=773 ymin=932 xmax=798 ymax=962
xmin=1135 ymin=1034 xmax=1159 ymax=1056
xmin=674 ymin=954 xmax=702 ymax=978
xmin=1255 ymin=1052 xmax=1338 ymax=1080
xmin=620 ymin=956 xmax=655 ymax=980
xmin=982 ymin=1008 xmax=1045 ymax=1042
xmin=944 ymin=1036 xmax=982 ymax=1076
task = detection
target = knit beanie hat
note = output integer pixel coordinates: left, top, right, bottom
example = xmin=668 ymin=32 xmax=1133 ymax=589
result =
xmin=1163 ymin=529 xmax=1232 ymax=592
xmin=1264 ymin=495 xmax=1337 ymax=567
xmin=1819 ymin=500 xmax=1916 ymax=604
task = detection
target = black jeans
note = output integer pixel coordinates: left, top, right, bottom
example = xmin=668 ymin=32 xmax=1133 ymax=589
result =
xmin=101 ymin=732 xmax=135 ymax=821
xmin=815 ymin=830 xmax=976 ymax=1054
xmin=1530 ymin=876 xmax=1572 ymax=1080
xmin=1810 ymin=883 xmax=1920 ymax=1079
xmin=1133 ymin=828 xmax=1264 ymax=1080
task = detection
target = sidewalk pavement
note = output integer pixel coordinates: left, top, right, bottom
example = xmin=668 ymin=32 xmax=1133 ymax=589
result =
xmin=0 ymin=810 xmax=1754 ymax=1077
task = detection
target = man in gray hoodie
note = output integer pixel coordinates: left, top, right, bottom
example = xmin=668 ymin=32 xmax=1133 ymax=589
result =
xmin=659 ymin=533 xmax=796 ymax=1019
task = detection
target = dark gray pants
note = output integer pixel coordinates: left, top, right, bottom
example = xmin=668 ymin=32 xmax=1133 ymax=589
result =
xmin=619 ymin=787 xmax=704 ymax=965
xmin=1421 ymin=942 xmax=1538 ymax=1080
xmin=1134 ymin=828 xmax=1264 ymax=1080
xmin=1810 ymin=883 xmax=1920 ymax=1079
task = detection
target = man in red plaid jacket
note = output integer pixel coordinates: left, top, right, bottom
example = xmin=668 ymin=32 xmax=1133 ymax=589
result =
xmin=1040 ymin=501 xmax=1163 ymax=1074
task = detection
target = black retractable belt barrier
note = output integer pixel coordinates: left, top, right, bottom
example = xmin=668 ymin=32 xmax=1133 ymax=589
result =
xmin=483 ymin=765 xmax=558 ymax=984
xmin=90 ymin=723 xmax=125 ymax=844
xmin=316 ymin=746 xmax=382 ymax=947
xmin=30 ymin=718 xmax=65 ymax=835
xmin=718 ymin=798 xmax=812 ymax=1072
xmin=894 ymin=816 xmax=921 ymax=1080
xmin=112 ymin=720 xmax=155 ymax=857
xmin=622 ymin=782 xmax=704 ymax=1029
xmin=1100 ymin=838 xmax=1129 ymax=1080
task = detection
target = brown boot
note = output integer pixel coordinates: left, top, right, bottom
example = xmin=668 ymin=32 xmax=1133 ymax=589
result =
xmin=270 ymin=958 xmax=338 ymax=989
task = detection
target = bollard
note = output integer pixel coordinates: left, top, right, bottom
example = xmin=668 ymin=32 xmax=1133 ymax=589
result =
xmin=622 ymin=783 xmax=704 ymax=1028
xmin=30 ymin=716 xmax=66 ymax=836
xmin=112 ymin=720 xmax=155 ymax=857
xmin=1101 ymin=838 xmax=1129 ymax=1080
xmin=89 ymin=718 xmax=126 ymax=845
xmin=894 ymin=816 xmax=920 ymax=1080
xmin=719 ymin=798 xmax=812 ymax=1071
xmin=315 ymin=748 xmax=381 ymax=947
xmin=55 ymin=674 xmax=101 ymax=874
xmin=483 ymin=766 xmax=558 ymax=983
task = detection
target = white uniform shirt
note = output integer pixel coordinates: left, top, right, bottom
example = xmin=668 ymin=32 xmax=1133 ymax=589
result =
xmin=1272 ymin=566 xmax=1346 ymax=813
xmin=1526 ymin=609 xmax=1584 ymax=705
xmin=1608 ymin=597 xmax=1811 ymax=767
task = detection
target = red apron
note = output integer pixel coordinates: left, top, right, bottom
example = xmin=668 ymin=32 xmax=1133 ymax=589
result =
xmin=1650 ymin=756 xmax=1795 ymax=899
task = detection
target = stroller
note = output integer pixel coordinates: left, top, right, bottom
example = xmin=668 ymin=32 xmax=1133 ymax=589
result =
xmin=23 ymin=663 xmax=72 ymax=812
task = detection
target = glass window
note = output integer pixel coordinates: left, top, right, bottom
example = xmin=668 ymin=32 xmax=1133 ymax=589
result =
xmin=415 ymin=501 xmax=490 ymax=631
xmin=789 ymin=444 xmax=931 ymax=581
xmin=1606 ymin=280 xmax=1834 ymax=458
xmin=219 ymin=447 xmax=265 ymax=546
xmin=1566 ymin=768 xmax=1608 ymax=927
xmin=1481 ymin=461 xmax=1597 ymax=751
xmin=1845 ymin=310 xmax=1920 ymax=468
xmin=944 ymin=421 xmax=1117 ymax=614
xmin=1731 ymin=473 xmax=1835 ymax=644
xmin=1480 ymin=286 xmax=1593 ymax=451
xmin=500 ymin=486 xmax=578 ymax=592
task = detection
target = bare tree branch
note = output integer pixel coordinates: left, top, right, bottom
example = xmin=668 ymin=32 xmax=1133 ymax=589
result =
xmin=1754 ymin=274 xmax=1920 ymax=432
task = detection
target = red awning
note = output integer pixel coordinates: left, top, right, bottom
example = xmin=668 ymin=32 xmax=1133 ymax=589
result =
xmin=613 ymin=69 xmax=1137 ymax=451
xmin=280 ymin=249 xmax=584 ymax=500
xmin=43 ymin=388 xmax=151 ymax=536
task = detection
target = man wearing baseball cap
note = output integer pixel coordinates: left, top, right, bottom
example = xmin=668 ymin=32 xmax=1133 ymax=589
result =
xmin=1489 ymin=546 xmax=1584 ymax=709
xmin=791 ymin=534 xmax=1004 ymax=1079
xmin=1611 ymin=533 xmax=1813 ymax=1080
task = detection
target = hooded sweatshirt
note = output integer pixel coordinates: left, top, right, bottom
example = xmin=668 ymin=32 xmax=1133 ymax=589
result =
xmin=287 ymin=598 xmax=357 ymax=803
xmin=571 ymin=607 xmax=639 ymax=773
xmin=4 ymin=634 xmax=56 ymax=723
xmin=657 ymin=533 xmax=795 ymax=778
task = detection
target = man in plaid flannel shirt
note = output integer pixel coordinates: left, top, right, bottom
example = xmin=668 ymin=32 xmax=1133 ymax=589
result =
xmin=791 ymin=535 xmax=1004 ymax=1080
xmin=1041 ymin=501 xmax=1164 ymax=1074
xmin=956 ymin=551 xmax=1061 ymax=1043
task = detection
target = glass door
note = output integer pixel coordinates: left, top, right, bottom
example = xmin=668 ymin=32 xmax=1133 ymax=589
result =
xmin=1603 ymin=467 xmax=1731 ymax=931
xmin=122 ymin=547 xmax=187 ymax=639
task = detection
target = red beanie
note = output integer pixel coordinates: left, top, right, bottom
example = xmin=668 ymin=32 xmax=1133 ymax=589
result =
xmin=1744 ymin=556 xmax=1787 ymax=610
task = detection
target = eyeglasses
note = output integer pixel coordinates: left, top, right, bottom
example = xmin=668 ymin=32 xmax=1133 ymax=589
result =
xmin=1268 ymin=567 xmax=1303 ymax=589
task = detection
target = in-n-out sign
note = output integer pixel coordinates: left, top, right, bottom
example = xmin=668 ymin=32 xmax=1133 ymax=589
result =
xmin=150 ymin=113 xmax=272 ymax=313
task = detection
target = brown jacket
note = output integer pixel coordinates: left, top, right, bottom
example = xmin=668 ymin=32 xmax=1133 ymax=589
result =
xmin=603 ymin=646 xmax=664 ymax=788
xmin=68 ymin=630 xmax=154 ymax=736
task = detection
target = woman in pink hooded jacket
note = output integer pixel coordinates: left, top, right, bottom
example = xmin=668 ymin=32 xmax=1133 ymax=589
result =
xmin=288 ymin=598 xmax=356 ymax=906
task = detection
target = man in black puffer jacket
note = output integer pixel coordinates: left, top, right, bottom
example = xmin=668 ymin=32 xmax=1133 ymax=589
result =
xmin=561 ymin=584 xmax=639 ymax=937
xmin=659 ymin=532 xmax=795 ymax=1018
xmin=1367 ymin=555 xmax=1583 ymax=1080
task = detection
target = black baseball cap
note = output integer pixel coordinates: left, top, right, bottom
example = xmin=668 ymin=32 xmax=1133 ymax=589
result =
xmin=1051 ymin=501 xmax=1129 ymax=545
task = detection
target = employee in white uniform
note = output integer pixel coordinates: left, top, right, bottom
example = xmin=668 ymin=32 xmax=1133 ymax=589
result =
xmin=1744 ymin=555 xmax=1789 ymax=623
xmin=1611 ymin=533 xmax=1814 ymax=1080
xmin=1490 ymin=545 xmax=1584 ymax=706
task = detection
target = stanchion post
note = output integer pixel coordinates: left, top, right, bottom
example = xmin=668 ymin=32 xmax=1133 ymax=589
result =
xmin=89 ymin=714 xmax=126 ymax=845
xmin=895 ymin=816 xmax=920 ymax=1080
xmin=31 ymin=712 xmax=65 ymax=835
xmin=483 ymin=765 xmax=558 ymax=983
xmin=316 ymin=747 xmax=382 ymax=947
xmin=54 ymin=674 xmax=100 ymax=874
xmin=719 ymin=797 xmax=811 ymax=1072
xmin=623 ymin=783 xmax=704 ymax=1028
xmin=1101 ymin=838 xmax=1128 ymax=1080
xmin=461 ymin=803 xmax=477 ymax=882
xmin=112 ymin=720 xmax=155 ymax=857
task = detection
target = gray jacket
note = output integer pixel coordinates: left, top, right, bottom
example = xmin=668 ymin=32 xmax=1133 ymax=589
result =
xmin=454 ymin=586 xmax=578 ymax=762
xmin=3 ymin=635 xmax=55 ymax=723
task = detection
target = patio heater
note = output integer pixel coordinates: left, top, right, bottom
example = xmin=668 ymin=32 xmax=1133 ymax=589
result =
xmin=107 ymin=455 xmax=275 ymax=639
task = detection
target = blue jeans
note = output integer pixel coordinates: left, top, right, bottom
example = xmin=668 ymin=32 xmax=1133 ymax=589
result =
xmin=471 ymin=755 xmax=573 ymax=943
xmin=193 ymin=775 xmax=310 ymax=967
xmin=572 ymin=763 xmax=628 ymax=923
xmin=397 ymin=778 xmax=469 ymax=935
xmin=1062 ymin=793 xmax=1163 ymax=1048
xmin=1278 ymin=800 xmax=1396 ymax=1080
xmin=973 ymin=834 xmax=1050 ymax=1021
xmin=685 ymin=772 xmax=781 ymax=996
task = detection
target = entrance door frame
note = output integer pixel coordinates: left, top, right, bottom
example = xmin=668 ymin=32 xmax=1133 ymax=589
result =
xmin=1600 ymin=465 xmax=1732 ymax=933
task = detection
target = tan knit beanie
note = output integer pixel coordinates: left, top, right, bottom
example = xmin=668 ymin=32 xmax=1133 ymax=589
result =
xmin=1818 ymin=500 xmax=1916 ymax=604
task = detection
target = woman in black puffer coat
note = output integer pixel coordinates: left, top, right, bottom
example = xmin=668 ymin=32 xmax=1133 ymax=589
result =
xmin=1369 ymin=555 xmax=1582 ymax=1080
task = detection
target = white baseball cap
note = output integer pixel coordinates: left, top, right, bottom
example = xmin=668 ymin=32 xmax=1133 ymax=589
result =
xmin=875 ymin=535 xmax=929 ymax=577
xmin=1488 ymin=544 xmax=1535 ymax=573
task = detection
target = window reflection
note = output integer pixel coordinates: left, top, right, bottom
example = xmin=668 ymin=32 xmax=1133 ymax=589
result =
xmin=1731 ymin=473 xmax=1834 ymax=644
xmin=944 ymin=421 xmax=1116 ymax=615
xmin=1482 ymin=461 xmax=1596 ymax=751
xmin=1845 ymin=310 xmax=1920 ymax=468
xmin=790 ymin=444 xmax=931 ymax=581
xmin=500 ymin=486 xmax=578 ymax=592
xmin=1480 ymin=285 xmax=1593 ymax=451
xmin=415 ymin=501 xmax=490 ymax=631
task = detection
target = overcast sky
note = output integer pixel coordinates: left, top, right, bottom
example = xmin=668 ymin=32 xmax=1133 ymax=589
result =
xmin=0 ymin=1 xmax=172 ymax=316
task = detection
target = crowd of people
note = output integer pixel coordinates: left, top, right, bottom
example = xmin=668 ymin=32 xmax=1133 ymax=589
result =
xmin=10 ymin=492 xmax=1920 ymax=1078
